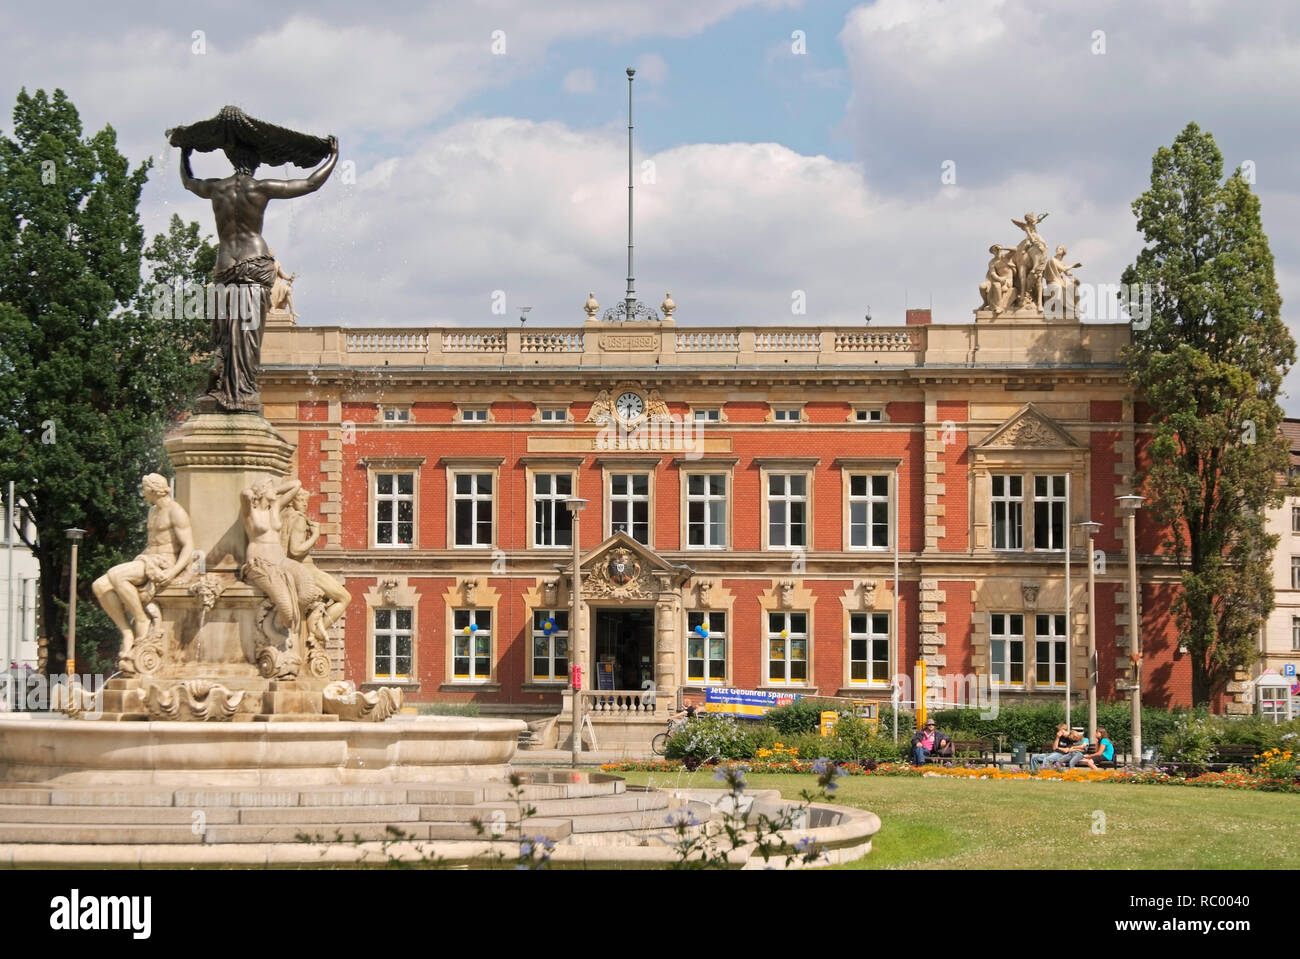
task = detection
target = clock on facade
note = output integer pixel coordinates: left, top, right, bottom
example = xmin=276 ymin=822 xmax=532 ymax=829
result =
xmin=615 ymin=391 xmax=645 ymax=422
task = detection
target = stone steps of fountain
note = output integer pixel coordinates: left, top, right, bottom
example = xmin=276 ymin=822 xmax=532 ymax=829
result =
xmin=0 ymin=777 xmax=626 ymax=810
xmin=0 ymin=776 xmax=688 ymax=848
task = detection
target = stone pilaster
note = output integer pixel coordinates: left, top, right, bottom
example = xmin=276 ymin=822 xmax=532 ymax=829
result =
xmin=654 ymin=574 xmax=681 ymax=713
xmin=919 ymin=578 xmax=946 ymax=668
xmin=923 ymin=401 xmax=947 ymax=552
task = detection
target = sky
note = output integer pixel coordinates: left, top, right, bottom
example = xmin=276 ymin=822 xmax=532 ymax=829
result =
xmin=2 ymin=0 xmax=1300 ymax=405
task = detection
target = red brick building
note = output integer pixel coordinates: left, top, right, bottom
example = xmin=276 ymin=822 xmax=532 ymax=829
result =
xmin=259 ymin=301 xmax=1195 ymax=729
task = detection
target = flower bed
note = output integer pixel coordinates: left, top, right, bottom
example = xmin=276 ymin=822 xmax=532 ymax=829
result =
xmin=597 ymin=759 xmax=1300 ymax=793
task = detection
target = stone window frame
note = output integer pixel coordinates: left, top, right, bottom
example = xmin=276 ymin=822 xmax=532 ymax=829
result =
xmin=767 ymin=405 xmax=807 ymax=424
xmin=755 ymin=457 xmax=819 ymax=552
xmin=372 ymin=606 xmax=414 ymax=681
xmin=596 ymin=457 xmax=660 ymax=548
xmin=847 ymin=405 xmax=888 ymax=424
xmin=845 ymin=608 xmax=891 ymax=689
xmin=360 ymin=456 xmax=425 ymax=550
xmin=441 ymin=456 xmax=504 ymax=551
xmin=989 ymin=611 xmax=1027 ymax=688
xmin=533 ymin=405 xmax=571 ymax=423
xmin=440 ymin=579 xmax=501 ymax=688
xmin=363 ymin=577 xmax=422 ymax=689
xmin=379 ymin=405 xmax=412 ymax=423
xmin=1291 ymin=506 xmax=1300 ymax=534
xmin=522 ymin=457 xmax=582 ymax=551
xmin=449 ymin=607 xmax=494 ymax=683
xmin=677 ymin=456 xmax=739 ymax=551
xmin=1033 ymin=611 xmax=1068 ymax=688
xmin=1291 ymin=557 xmax=1300 ymax=591
xmin=764 ymin=609 xmax=811 ymax=686
xmin=691 ymin=406 xmax=726 ymax=424
xmin=835 ymin=457 xmax=899 ymax=553
xmin=529 ymin=607 xmax=570 ymax=684
xmin=971 ymin=444 xmax=1087 ymax=554
xmin=684 ymin=609 xmax=728 ymax=686
xmin=458 ymin=405 xmax=492 ymax=423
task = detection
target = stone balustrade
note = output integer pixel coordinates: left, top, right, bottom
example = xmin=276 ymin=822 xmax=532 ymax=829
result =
xmin=262 ymin=317 xmax=1130 ymax=370
xmin=582 ymin=689 xmax=660 ymax=714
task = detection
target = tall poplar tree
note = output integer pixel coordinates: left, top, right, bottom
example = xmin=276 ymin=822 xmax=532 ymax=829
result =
xmin=1122 ymin=122 xmax=1295 ymax=707
xmin=0 ymin=89 xmax=213 ymax=674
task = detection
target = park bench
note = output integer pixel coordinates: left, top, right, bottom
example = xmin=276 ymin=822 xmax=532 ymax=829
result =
xmin=925 ymin=738 xmax=997 ymax=766
xmin=1160 ymin=744 xmax=1258 ymax=774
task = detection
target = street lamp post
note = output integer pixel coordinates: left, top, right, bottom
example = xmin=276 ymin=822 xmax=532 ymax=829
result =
xmin=1077 ymin=521 xmax=1102 ymax=739
xmin=1116 ymin=495 xmax=1145 ymax=765
xmin=564 ymin=498 xmax=588 ymax=768
xmin=64 ymin=528 xmax=85 ymax=677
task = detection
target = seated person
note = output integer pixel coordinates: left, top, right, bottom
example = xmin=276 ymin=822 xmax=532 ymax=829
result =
xmin=1063 ymin=728 xmax=1091 ymax=768
xmin=910 ymin=720 xmax=954 ymax=765
xmin=1074 ymin=726 xmax=1115 ymax=770
xmin=1029 ymin=722 xmax=1073 ymax=772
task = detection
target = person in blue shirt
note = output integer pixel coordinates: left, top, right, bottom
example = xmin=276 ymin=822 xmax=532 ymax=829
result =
xmin=1075 ymin=726 xmax=1115 ymax=770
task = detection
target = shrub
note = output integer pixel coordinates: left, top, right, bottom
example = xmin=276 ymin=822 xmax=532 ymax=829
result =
xmin=762 ymin=699 xmax=824 ymax=736
xmin=665 ymin=714 xmax=753 ymax=761
xmin=1160 ymin=712 xmax=1218 ymax=769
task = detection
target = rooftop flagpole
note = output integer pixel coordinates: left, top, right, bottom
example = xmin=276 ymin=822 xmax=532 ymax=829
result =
xmin=625 ymin=67 xmax=636 ymax=319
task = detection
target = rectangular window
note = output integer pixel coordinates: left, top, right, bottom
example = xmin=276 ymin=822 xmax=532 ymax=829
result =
xmin=454 ymin=473 xmax=493 ymax=547
xmin=1292 ymin=507 xmax=1300 ymax=533
xmin=693 ymin=408 xmax=721 ymax=422
xmin=538 ymin=408 xmax=567 ymax=422
xmin=375 ymin=473 xmax=414 ymax=546
xmin=991 ymin=475 xmax=1023 ymax=550
xmin=1292 ymin=557 xmax=1300 ymax=590
xmin=1035 ymin=613 xmax=1068 ymax=687
xmin=767 ymin=611 xmax=808 ymax=684
xmin=452 ymin=608 xmax=492 ymax=682
xmin=768 ymin=473 xmax=807 ymax=548
xmin=1033 ymin=475 xmax=1067 ymax=550
xmin=772 ymin=407 xmax=802 ymax=422
xmin=1292 ymin=616 xmax=1300 ymax=652
xmin=531 ymin=610 xmax=569 ymax=682
xmin=610 ymin=473 xmax=650 ymax=544
xmin=686 ymin=474 xmax=727 ymax=548
xmin=373 ymin=607 xmax=412 ymax=680
xmin=854 ymin=408 xmax=883 ymax=423
xmin=848 ymin=474 xmax=890 ymax=549
xmin=532 ymin=473 xmax=574 ymax=548
xmin=381 ymin=407 xmax=410 ymax=422
xmin=990 ymin=613 xmax=1025 ymax=686
xmin=460 ymin=407 xmax=489 ymax=422
xmin=849 ymin=611 xmax=890 ymax=684
xmin=687 ymin=611 xmax=727 ymax=684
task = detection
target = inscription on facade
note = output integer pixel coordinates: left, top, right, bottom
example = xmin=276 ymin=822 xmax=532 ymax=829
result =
xmin=600 ymin=334 xmax=659 ymax=351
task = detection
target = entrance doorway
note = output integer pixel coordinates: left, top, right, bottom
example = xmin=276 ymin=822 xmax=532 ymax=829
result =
xmin=593 ymin=608 xmax=655 ymax=691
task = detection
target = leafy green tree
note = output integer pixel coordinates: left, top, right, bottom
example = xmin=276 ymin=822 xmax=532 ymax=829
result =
xmin=1122 ymin=122 xmax=1295 ymax=707
xmin=0 ymin=89 xmax=214 ymax=675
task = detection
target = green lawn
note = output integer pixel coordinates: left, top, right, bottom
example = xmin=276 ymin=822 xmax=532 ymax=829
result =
xmin=614 ymin=769 xmax=1300 ymax=869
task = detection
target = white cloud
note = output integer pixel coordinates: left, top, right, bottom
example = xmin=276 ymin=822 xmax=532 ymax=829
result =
xmin=563 ymin=68 xmax=597 ymax=94
xmin=261 ymin=117 xmax=1131 ymax=340
xmin=636 ymin=53 xmax=670 ymax=86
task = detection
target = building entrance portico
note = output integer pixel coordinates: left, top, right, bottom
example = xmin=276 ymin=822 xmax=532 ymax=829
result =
xmin=594 ymin=607 xmax=655 ymax=693
xmin=555 ymin=532 xmax=688 ymax=746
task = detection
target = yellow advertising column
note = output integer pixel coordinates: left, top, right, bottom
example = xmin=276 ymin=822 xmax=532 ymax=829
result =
xmin=915 ymin=658 xmax=927 ymax=730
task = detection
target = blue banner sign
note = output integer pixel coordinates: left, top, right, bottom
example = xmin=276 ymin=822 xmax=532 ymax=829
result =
xmin=704 ymin=687 xmax=801 ymax=719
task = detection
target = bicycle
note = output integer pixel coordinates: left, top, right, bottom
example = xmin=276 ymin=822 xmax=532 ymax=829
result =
xmin=650 ymin=718 xmax=683 ymax=757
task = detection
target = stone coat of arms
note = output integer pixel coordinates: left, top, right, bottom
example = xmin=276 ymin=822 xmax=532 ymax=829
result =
xmin=607 ymin=548 xmax=640 ymax=587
